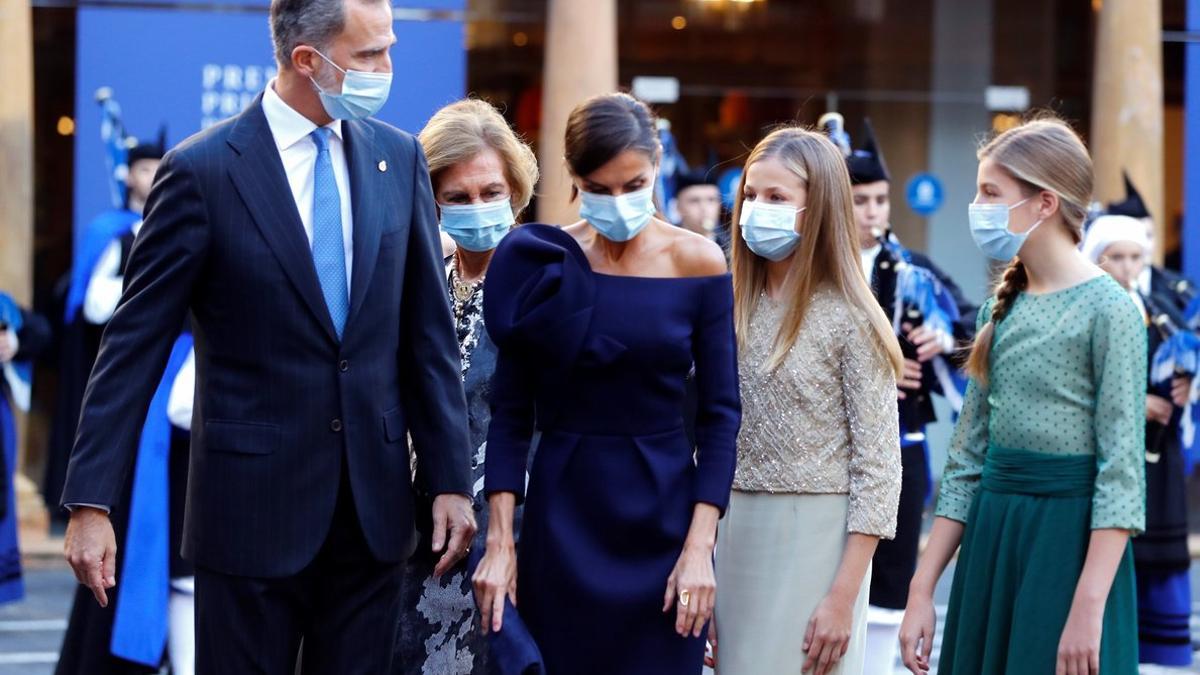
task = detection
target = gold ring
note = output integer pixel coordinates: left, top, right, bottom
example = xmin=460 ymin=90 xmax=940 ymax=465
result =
xmin=679 ymin=589 xmax=691 ymax=607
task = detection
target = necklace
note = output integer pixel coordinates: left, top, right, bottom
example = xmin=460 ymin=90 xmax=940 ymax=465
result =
xmin=453 ymin=275 xmax=477 ymax=303
xmin=450 ymin=258 xmax=483 ymax=305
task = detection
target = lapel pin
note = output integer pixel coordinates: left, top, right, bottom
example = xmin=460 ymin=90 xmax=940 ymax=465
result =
xmin=378 ymin=160 xmax=388 ymax=173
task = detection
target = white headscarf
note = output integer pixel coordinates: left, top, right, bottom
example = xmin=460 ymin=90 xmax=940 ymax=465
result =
xmin=1081 ymin=214 xmax=1151 ymax=264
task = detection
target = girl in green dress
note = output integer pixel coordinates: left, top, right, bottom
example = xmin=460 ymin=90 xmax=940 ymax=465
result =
xmin=898 ymin=117 xmax=1146 ymax=675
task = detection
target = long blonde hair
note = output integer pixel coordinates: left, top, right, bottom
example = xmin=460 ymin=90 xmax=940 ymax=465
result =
xmin=731 ymin=127 xmax=904 ymax=376
xmin=965 ymin=115 xmax=1093 ymax=384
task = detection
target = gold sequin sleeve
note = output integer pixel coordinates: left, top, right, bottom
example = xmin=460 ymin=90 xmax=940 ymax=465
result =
xmin=839 ymin=312 xmax=902 ymax=539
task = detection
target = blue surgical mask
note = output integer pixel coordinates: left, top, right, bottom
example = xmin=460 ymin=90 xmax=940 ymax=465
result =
xmin=968 ymin=197 xmax=1042 ymax=261
xmin=739 ymin=200 xmax=804 ymax=261
xmin=440 ymin=199 xmax=515 ymax=252
xmin=310 ymin=49 xmax=393 ymax=120
xmin=579 ymin=184 xmax=657 ymax=242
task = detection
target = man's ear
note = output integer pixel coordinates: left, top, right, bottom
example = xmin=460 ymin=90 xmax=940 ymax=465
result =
xmin=292 ymin=45 xmax=321 ymax=79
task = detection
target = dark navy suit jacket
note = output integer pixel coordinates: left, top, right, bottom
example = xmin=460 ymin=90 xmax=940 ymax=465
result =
xmin=61 ymin=96 xmax=472 ymax=578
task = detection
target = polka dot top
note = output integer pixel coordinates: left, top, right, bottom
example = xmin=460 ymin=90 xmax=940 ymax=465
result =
xmin=935 ymin=274 xmax=1147 ymax=533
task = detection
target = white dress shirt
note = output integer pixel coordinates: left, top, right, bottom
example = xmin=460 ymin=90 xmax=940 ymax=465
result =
xmin=1138 ymin=266 xmax=1153 ymax=297
xmin=167 ymin=348 xmax=195 ymax=431
xmin=860 ymin=244 xmax=881 ymax=282
xmin=262 ymin=80 xmax=354 ymax=288
xmin=83 ymin=220 xmax=143 ymax=325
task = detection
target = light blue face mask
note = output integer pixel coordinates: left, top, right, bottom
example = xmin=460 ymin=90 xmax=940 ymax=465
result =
xmin=579 ymin=184 xmax=657 ymax=242
xmin=439 ymin=199 xmax=515 ymax=252
xmin=739 ymin=200 xmax=804 ymax=261
xmin=968 ymin=197 xmax=1042 ymax=262
xmin=310 ymin=49 xmax=393 ymax=120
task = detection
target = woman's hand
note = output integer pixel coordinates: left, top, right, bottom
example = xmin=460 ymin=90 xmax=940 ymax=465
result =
xmin=1147 ymin=394 xmax=1174 ymax=425
xmin=1056 ymin=599 xmax=1104 ymax=675
xmin=1171 ymin=376 xmax=1193 ymax=409
xmin=898 ymin=590 xmax=937 ymax=674
xmin=802 ymin=590 xmax=854 ymax=675
xmin=473 ymin=492 xmax=518 ymax=634
xmin=663 ymin=542 xmax=716 ymax=639
xmin=472 ymin=538 xmax=517 ymax=634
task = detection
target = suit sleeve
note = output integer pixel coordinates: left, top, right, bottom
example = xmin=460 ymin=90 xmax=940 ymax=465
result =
xmin=60 ymin=149 xmax=210 ymax=509
xmin=400 ymin=136 xmax=472 ymax=497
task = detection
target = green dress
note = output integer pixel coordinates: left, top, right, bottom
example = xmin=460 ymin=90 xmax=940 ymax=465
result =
xmin=935 ymin=274 xmax=1147 ymax=674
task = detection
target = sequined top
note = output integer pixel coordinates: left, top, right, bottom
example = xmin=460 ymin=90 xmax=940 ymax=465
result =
xmin=935 ymin=275 xmax=1147 ymax=533
xmin=734 ymin=286 xmax=902 ymax=538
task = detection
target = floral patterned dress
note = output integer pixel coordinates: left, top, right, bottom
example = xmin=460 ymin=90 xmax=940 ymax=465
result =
xmin=393 ymin=259 xmax=497 ymax=674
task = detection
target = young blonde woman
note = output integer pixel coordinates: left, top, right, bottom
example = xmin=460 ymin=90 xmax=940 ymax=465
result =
xmin=713 ymin=127 xmax=903 ymax=675
xmin=899 ymin=117 xmax=1146 ymax=674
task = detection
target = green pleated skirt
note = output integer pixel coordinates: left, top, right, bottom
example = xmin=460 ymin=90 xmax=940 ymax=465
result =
xmin=938 ymin=446 xmax=1138 ymax=674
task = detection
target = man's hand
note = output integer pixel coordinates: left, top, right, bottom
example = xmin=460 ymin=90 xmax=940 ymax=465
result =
xmin=897 ymin=358 xmax=923 ymax=399
xmin=906 ymin=325 xmax=951 ymax=363
xmin=63 ymin=507 xmax=117 ymax=607
xmin=431 ymin=493 xmax=477 ymax=577
xmin=0 ymin=330 xmax=17 ymax=364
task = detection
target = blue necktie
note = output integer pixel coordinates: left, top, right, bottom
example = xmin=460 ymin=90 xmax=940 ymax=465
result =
xmin=310 ymin=127 xmax=348 ymax=339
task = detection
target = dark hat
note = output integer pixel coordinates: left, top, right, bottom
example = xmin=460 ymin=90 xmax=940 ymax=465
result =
xmin=845 ymin=118 xmax=890 ymax=185
xmin=674 ymin=169 xmax=719 ymax=195
xmin=127 ymin=126 xmax=167 ymax=165
xmin=1106 ymin=171 xmax=1151 ymax=220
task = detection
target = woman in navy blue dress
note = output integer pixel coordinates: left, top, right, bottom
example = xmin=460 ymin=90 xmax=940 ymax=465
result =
xmin=472 ymin=92 xmax=741 ymax=674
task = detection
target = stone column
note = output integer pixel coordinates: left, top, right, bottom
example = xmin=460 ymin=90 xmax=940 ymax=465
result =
xmin=1185 ymin=0 xmax=1200 ymax=280
xmin=1092 ymin=0 xmax=1164 ymax=259
xmin=537 ymin=0 xmax=618 ymax=225
xmin=925 ymin=0 xmax=993 ymax=303
xmin=0 ymin=0 xmax=46 ymax=534
xmin=0 ymin=0 xmax=33 ymax=303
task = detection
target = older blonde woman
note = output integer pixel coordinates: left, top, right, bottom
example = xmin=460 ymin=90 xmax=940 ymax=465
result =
xmin=395 ymin=98 xmax=538 ymax=674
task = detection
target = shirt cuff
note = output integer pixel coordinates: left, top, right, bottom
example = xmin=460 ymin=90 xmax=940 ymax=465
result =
xmin=65 ymin=503 xmax=111 ymax=514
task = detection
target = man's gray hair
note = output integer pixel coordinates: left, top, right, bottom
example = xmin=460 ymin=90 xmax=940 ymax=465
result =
xmin=269 ymin=0 xmax=351 ymax=67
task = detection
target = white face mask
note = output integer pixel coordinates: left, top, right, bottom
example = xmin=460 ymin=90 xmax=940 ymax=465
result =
xmin=579 ymin=184 xmax=657 ymax=242
xmin=309 ymin=49 xmax=393 ymax=120
xmin=739 ymin=200 xmax=804 ymax=261
xmin=968 ymin=197 xmax=1042 ymax=262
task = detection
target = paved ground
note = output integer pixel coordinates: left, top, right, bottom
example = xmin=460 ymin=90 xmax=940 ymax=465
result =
xmin=4 ymin=560 xmax=1200 ymax=674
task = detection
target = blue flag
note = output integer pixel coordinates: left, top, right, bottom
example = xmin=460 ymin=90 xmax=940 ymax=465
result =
xmin=111 ymin=333 xmax=193 ymax=666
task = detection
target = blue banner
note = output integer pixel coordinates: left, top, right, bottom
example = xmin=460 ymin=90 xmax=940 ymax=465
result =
xmin=74 ymin=3 xmax=465 ymax=240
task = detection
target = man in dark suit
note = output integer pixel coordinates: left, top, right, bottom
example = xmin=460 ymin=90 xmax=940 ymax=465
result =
xmin=60 ymin=0 xmax=474 ymax=671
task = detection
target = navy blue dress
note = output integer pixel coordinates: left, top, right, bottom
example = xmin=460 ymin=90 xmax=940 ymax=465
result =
xmin=483 ymin=224 xmax=741 ymax=675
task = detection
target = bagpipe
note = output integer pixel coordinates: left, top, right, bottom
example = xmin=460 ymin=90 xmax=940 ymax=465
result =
xmin=96 ymin=87 xmax=131 ymax=210
xmin=876 ymin=232 xmax=968 ymax=416
xmin=654 ymin=119 xmax=690 ymax=221
xmin=1144 ymin=291 xmax=1200 ymax=472
xmin=1177 ymin=276 xmax=1200 ymax=331
xmin=64 ymin=89 xmax=144 ymax=323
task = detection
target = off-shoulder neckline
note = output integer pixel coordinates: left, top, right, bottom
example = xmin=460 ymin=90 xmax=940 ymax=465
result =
xmin=524 ymin=223 xmax=732 ymax=282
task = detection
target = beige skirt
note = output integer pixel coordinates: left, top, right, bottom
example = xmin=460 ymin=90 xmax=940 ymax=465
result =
xmin=714 ymin=490 xmax=870 ymax=675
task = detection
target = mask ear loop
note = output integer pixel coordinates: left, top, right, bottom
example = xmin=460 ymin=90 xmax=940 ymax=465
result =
xmin=1003 ymin=195 xmax=1040 ymax=234
xmin=308 ymin=48 xmax=346 ymax=95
